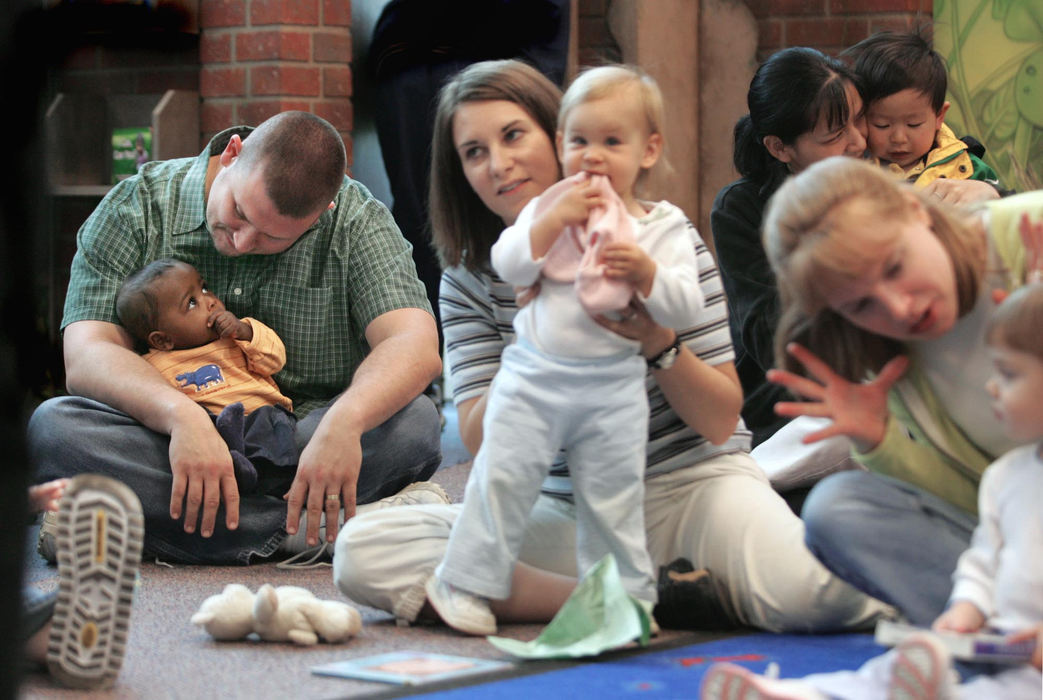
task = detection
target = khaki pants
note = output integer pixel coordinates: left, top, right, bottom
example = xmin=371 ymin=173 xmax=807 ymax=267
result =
xmin=334 ymin=451 xmax=892 ymax=632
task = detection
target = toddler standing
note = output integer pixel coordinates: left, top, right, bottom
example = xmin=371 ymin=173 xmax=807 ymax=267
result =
xmin=701 ymin=282 xmax=1043 ymax=699
xmin=425 ymin=64 xmax=706 ymax=635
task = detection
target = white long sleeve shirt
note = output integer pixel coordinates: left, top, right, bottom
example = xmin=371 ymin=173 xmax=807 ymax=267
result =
xmin=948 ymin=443 xmax=1043 ymax=632
xmin=492 ymin=196 xmax=704 ymax=358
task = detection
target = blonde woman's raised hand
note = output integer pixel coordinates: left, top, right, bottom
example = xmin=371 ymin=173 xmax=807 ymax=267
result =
xmin=993 ymin=212 xmax=1043 ymax=304
xmin=767 ymin=342 xmax=909 ymax=453
xmin=1020 ymin=212 xmax=1043 ymax=285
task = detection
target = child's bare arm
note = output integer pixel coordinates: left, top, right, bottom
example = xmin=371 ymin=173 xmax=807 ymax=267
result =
xmin=601 ymin=241 xmax=656 ymax=296
xmin=29 ymin=478 xmax=69 ymax=513
xmin=932 ymin=599 xmax=986 ymax=634
xmin=209 ymin=310 xmax=253 ymax=341
xmin=529 ymin=180 xmax=601 ymax=259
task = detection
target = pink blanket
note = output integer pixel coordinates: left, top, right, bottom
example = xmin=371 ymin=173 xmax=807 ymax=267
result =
xmin=536 ymin=172 xmax=635 ymax=315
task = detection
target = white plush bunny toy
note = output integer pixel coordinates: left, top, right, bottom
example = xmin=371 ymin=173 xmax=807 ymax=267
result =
xmin=191 ymin=583 xmax=362 ymax=645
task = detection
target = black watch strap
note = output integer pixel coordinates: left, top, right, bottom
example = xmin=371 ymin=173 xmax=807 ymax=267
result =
xmin=646 ymin=336 xmax=681 ymax=369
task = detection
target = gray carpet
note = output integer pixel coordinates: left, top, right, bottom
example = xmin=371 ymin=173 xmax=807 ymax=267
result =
xmin=20 ymin=405 xmax=699 ymax=698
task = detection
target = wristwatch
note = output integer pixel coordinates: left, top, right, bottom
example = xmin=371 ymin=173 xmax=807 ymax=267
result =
xmin=646 ymin=337 xmax=681 ymax=370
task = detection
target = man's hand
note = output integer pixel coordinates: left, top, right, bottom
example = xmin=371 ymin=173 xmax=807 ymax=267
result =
xmin=284 ymin=426 xmax=362 ymax=547
xmin=63 ymin=320 xmax=243 ymax=537
xmin=280 ymin=307 xmax=440 ymax=547
xmin=209 ymin=310 xmax=252 ymax=341
xmin=601 ymin=241 xmax=656 ymax=296
xmin=168 ymin=406 xmax=240 ymax=536
xmin=767 ymin=343 xmax=909 ymax=453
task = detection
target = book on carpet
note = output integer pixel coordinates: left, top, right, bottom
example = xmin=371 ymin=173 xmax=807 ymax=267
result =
xmin=311 ymin=651 xmax=513 ymax=685
xmin=874 ymin=619 xmax=1037 ymax=664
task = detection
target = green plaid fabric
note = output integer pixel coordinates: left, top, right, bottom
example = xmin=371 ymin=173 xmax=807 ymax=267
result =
xmin=63 ymin=126 xmax=432 ymax=418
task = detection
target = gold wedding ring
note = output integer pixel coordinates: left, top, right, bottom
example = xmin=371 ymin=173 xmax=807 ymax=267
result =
xmin=325 ymin=493 xmax=340 ymax=502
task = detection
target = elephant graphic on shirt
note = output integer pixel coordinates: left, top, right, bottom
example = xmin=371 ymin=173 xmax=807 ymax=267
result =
xmin=177 ymin=364 xmax=224 ymax=390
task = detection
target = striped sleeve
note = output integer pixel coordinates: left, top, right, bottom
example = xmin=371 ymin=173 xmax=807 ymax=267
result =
xmin=439 ymin=266 xmax=517 ymax=406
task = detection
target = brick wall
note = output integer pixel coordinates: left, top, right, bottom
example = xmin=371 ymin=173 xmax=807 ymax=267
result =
xmin=577 ymin=0 xmax=934 ymax=65
xmin=199 ymin=0 xmax=353 ymax=167
xmin=748 ymin=0 xmax=933 ymax=59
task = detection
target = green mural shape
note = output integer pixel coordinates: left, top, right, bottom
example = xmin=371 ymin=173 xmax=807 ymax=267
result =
xmin=1015 ymin=50 xmax=1043 ymax=126
xmin=1001 ymin=0 xmax=1043 ymax=43
xmin=936 ymin=0 xmax=1043 ymax=190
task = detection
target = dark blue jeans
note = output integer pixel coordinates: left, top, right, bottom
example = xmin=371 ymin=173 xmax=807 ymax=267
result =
xmin=27 ymin=394 xmax=441 ymax=564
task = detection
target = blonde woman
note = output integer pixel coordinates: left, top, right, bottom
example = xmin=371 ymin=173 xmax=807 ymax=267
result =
xmin=763 ymin=155 xmax=1043 ymax=625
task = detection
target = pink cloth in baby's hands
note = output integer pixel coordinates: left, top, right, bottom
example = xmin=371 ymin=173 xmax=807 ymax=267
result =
xmin=537 ymin=172 xmax=635 ymax=314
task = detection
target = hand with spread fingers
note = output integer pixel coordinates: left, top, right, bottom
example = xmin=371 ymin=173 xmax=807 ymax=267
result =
xmin=169 ymin=411 xmax=240 ymax=538
xmin=1020 ymin=212 xmax=1043 ymax=285
xmin=283 ymin=426 xmax=363 ymax=547
xmin=767 ymin=342 xmax=909 ymax=453
xmin=991 ymin=212 xmax=1043 ymax=305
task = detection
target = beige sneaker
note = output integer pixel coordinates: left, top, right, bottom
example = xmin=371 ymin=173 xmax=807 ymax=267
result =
xmin=425 ymin=577 xmax=497 ymax=636
xmin=37 ymin=509 xmax=59 ymax=564
xmin=47 ymin=474 xmax=144 ymax=690
xmin=355 ymin=480 xmax=451 ymax=515
xmin=277 ymin=481 xmax=453 ymax=564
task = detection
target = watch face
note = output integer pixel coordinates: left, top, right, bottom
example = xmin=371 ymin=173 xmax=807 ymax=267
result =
xmin=655 ymin=345 xmax=679 ymax=369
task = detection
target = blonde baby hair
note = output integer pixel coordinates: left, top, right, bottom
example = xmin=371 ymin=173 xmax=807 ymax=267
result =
xmin=764 ymin=156 xmax=985 ymax=380
xmin=559 ymin=64 xmax=667 ymax=190
xmin=987 ymin=283 xmax=1043 ymax=362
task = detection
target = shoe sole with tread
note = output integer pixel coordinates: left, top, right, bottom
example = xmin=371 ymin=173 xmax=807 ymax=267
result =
xmin=46 ymin=474 xmax=144 ymax=690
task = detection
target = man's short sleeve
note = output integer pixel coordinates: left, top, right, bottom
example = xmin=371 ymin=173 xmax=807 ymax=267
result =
xmin=62 ymin=180 xmax=155 ymax=328
xmin=337 ymin=181 xmax=433 ymax=329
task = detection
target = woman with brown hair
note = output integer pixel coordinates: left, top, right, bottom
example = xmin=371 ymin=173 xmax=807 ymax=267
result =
xmin=334 ymin=59 xmax=889 ymax=634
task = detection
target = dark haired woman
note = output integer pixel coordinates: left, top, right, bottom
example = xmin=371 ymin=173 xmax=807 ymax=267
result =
xmin=712 ymin=47 xmax=868 ymax=448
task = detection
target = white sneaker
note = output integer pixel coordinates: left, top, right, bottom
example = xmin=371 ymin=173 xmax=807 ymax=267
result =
xmin=47 ymin=474 xmax=144 ymax=690
xmin=279 ymin=481 xmax=452 ymax=557
xmin=355 ymin=480 xmax=451 ymax=515
xmin=889 ymin=632 xmax=957 ymax=700
xmin=700 ymin=662 xmax=827 ymax=700
xmin=424 ymin=577 xmax=497 ymax=636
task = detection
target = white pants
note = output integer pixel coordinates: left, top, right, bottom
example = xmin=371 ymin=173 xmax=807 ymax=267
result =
xmin=435 ymin=342 xmax=654 ymax=602
xmin=334 ymin=451 xmax=892 ymax=632
xmin=802 ymin=647 xmax=1043 ymax=699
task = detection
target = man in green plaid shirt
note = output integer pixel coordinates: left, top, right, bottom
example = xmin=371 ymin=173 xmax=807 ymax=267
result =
xmin=29 ymin=112 xmax=445 ymax=564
